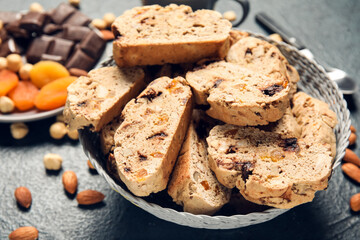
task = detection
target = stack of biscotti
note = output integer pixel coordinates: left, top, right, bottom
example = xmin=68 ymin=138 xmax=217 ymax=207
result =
xmin=64 ymin=4 xmax=338 ymax=215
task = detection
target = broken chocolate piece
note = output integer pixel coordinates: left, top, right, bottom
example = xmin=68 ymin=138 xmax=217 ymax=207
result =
xmin=66 ymin=48 xmax=95 ymax=71
xmin=5 ymin=20 xmax=29 ymax=39
xmin=139 ymin=88 xmax=162 ymax=102
xmin=47 ymin=37 xmax=74 ymax=61
xmin=146 ymin=132 xmax=168 ymax=140
xmin=43 ymin=24 xmax=63 ymax=35
xmin=63 ymin=11 xmax=91 ymax=26
xmin=279 ymin=138 xmax=300 ymax=152
xmin=240 ymin=162 xmax=254 ymax=182
xmin=0 ymin=38 xmax=21 ymax=57
xmin=213 ymin=79 xmax=224 ymax=88
xmin=226 ymin=145 xmax=237 ymax=154
xmin=51 ymin=3 xmax=76 ymax=24
xmin=19 ymin=12 xmax=47 ymax=33
xmin=26 ymin=35 xmax=53 ymax=63
xmin=262 ymin=84 xmax=284 ymax=96
xmin=79 ymin=31 xmax=106 ymax=59
xmin=62 ymin=25 xmax=90 ymax=42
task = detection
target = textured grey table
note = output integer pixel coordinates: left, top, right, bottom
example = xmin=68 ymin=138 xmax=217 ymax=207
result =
xmin=1 ymin=0 xmax=360 ymax=239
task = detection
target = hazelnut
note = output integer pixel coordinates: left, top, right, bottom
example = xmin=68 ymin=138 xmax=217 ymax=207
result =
xmin=91 ymin=18 xmax=107 ymax=30
xmin=19 ymin=63 xmax=33 ymax=80
xmin=49 ymin=122 xmax=67 ymax=139
xmin=269 ymin=33 xmax=283 ymax=42
xmin=0 ymin=57 xmax=7 ymax=70
xmin=6 ymin=54 xmax=23 ymax=72
xmin=103 ymin=13 xmax=116 ymax=28
xmin=29 ymin=2 xmax=44 ymax=12
xmin=43 ymin=153 xmax=63 ymax=170
xmin=223 ymin=11 xmax=237 ymax=22
xmin=0 ymin=20 xmax=3 ymax=30
xmin=0 ymin=96 xmax=15 ymax=113
xmin=69 ymin=0 xmax=81 ymax=8
xmin=10 ymin=122 xmax=29 ymax=139
xmin=67 ymin=129 xmax=79 ymax=140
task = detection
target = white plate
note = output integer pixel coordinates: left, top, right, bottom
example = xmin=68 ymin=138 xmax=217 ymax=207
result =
xmin=0 ymin=107 xmax=64 ymax=123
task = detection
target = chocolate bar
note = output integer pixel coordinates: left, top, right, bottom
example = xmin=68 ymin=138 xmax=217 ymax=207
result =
xmin=19 ymin=12 xmax=47 ymax=33
xmin=50 ymin=3 xmax=76 ymax=24
xmin=66 ymin=49 xmax=95 ymax=71
xmin=63 ymin=11 xmax=91 ymax=26
xmin=79 ymin=31 xmax=106 ymax=60
xmin=62 ymin=25 xmax=90 ymax=42
xmin=47 ymin=37 xmax=74 ymax=61
xmin=26 ymin=35 xmax=53 ymax=63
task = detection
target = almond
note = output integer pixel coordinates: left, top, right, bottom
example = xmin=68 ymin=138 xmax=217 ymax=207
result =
xmin=349 ymin=132 xmax=357 ymax=146
xmin=76 ymin=190 xmax=105 ymax=205
xmin=69 ymin=68 xmax=88 ymax=77
xmin=62 ymin=171 xmax=78 ymax=194
xmin=342 ymin=163 xmax=360 ymax=183
xmin=350 ymin=193 xmax=360 ymax=212
xmin=350 ymin=125 xmax=356 ymax=133
xmin=9 ymin=226 xmax=38 ymax=240
xmin=343 ymin=148 xmax=360 ymax=166
xmin=100 ymin=30 xmax=115 ymax=41
xmin=87 ymin=160 xmax=95 ymax=170
xmin=14 ymin=187 xmax=32 ymax=209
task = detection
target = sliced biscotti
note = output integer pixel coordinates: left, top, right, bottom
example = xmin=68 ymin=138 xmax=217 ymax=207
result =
xmin=113 ymin=76 xmax=193 ymax=196
xmin=186 ymin=61 xmax=290 ymax=126
xmin=292 ymin=92 xmax=337 ymax=158
xmin=168 ymin=122 xmax=231 ymax=215
xmin=64 ymin=66 xmax=145 ymax=132
xmin=207 ymin=125 xmax=333 ymax=209
xmin=100 ymin=116 xmax=123 ymax=155
xmin=112 ymin=4 xmax=231 ymax=67
xmin=226 ymin=36 xmax=299 ymax=97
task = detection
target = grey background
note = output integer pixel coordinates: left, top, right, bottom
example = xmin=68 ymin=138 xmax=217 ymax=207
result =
xmin=0 ymin=0 xmax=359 ymax=239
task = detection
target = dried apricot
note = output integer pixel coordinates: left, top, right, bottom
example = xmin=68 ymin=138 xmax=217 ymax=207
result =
xmin=0 ymin=69 xmax=19 ymax=96
xmin=8 ymin=81 xmax=39 ymax=111
xmin=34 ymin=76 xmax=77 ymax=111
xmin=30 ymin=61 xmax=70 ymax=88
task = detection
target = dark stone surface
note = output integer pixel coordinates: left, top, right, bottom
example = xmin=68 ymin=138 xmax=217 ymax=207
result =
xmin=0 ymin=0 xmax=359 ymax=239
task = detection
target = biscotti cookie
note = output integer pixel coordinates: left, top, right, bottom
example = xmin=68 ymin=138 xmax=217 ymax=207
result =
xmin=186 ymin=61 xmax=290 ymax=126
xmin=100 ymin=116 xmax=123 ymax=155
xmin=292 ymin=92 xmax=337 ymax=157
xmin=112 ymin=4 xmax=231 ymax=67
xmin=226 ymin=36 xmax=299 ymax=97
xmin=168 ymin=122 xmax=231 ymax=215
xmin=207 ymin=125 xmax=333 ymax=209
xmin=113 ymin=76 xmax=193 ymax=196
xmin=64 ymin=66 xmax=145 ymax=131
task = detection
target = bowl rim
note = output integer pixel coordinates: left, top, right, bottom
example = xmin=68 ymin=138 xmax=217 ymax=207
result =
xmin=80 ymin=30 xmax=351 ymax=229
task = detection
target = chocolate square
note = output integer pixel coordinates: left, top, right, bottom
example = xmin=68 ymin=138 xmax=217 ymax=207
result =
xmin=66 ymin=49 xmax=95 ymax=71
xmin=5 ymin=20 xmax=29 ymax=39
xmin=62 ymin=25 xmax=90 ymax=42
xmin=51 ymin=3 xmax=76 ymax=24
xmin=79 ymin=31 xmax=106 ymax=59
xmin=63 ymin=11 xmax=91 ymax=26
xmin=0 ymin=28 xmax=8 ymax=42
xmin=43 ymin=24 xmax=63 ymax=35
xmin=47 ymin=37 xmax=74 ymax=62
xmin=26 ymin=35 xmax=53 ymax=63
xmin=20 ymin=12 xmax=47 ymax=33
